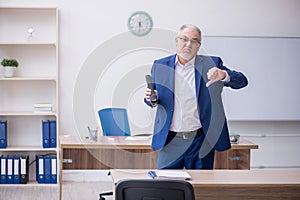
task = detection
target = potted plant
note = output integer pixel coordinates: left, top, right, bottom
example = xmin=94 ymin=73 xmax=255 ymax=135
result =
xmin=1 ymin=58 xmax=19 ymax=77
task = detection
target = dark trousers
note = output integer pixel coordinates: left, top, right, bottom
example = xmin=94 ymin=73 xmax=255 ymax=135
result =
xmin=157 ymin=128 xmax=215 ymax=169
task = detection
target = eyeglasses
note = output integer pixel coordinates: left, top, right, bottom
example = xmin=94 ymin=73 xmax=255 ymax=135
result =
xmin=177 ymin=35 xmax=201 ymax=46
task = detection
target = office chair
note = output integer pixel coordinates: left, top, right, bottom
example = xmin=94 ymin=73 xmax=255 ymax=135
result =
xmin=115 ymin=179 xmax=195 ymax=200
xmin=98 ymin=108 xmax=131 ymax=136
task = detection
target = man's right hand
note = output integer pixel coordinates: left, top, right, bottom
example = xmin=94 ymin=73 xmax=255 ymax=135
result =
xmin=144 ymin=88 xmax=158 ymax=102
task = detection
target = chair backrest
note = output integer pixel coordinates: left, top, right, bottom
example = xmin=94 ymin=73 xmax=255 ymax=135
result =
xmin=115 ymin=179 xmax=195 ymax=200
xmin=98 ymin=108 xmax=131 ymax=136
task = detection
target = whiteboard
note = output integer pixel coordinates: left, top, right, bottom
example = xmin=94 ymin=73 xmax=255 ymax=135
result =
xmin=202 ymin=36 xmax=300 ymax=120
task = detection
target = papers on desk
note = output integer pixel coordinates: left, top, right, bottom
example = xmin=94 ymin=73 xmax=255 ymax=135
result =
xmin=148 ymin=170 xmax=191 ymax=180
xmin=125 ymin=135 xmax=152 ymax=141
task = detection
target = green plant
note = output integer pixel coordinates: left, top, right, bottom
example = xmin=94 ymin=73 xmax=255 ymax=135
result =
xmin=1 ymin=58 xmax=19 ymax=67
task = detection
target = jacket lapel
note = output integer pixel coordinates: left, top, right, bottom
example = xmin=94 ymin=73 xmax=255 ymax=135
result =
xmin=168 ymin=54 xmax=176 ymax=97
xmin=194 ymin=55 xmax=204 ymax=98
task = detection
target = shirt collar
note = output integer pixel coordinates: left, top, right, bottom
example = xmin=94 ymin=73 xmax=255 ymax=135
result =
xmin=175 ymin=55 xmax=196 ymax=68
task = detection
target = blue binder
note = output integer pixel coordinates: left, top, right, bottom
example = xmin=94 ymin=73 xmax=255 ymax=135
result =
xmin=44 ymin=156 xmax=51 ymax=183
xmin=42 ymin=120 xmax=50 ymax=148
xmin=50 ymin=156 xmax=57 ymax=183
xmin=1 ymin=156 xmax=7 ymax=184
xmin=49 ymin=120 xmax=56 ymax=148
xmin=0 ymin=120 xmax=7 ymax=148
xmin=13 ymin=157 xmax=20 ymax=184
xmin=6 ymin=157 xmax=13 ymax=184
xmin=36 ymin=155 xmax=44 ymax=183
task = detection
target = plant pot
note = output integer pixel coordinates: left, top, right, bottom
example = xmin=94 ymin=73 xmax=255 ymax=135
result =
xmin=3 ymin=67 xmax=15 ymax=77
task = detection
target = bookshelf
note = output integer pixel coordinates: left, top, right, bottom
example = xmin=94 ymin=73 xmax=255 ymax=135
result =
xmin=0 ymin=6 xmax=59 ymax=191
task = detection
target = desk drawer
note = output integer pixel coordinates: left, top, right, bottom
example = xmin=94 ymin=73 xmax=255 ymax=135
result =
xmin=214 ymin=149 xmax=250 ymax=169
xmin=62 ymin=148 xmax=157 ymax=169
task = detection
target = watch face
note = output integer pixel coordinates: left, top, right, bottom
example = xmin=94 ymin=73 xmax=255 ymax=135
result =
xmin=128 ymin=11 xmax=153 ymax=36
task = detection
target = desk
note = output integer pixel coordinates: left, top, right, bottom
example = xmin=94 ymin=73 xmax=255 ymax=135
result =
xmin=109 ymin=169 xmax=300 ymax=200
xmin=60 ymin=136 xmax=257 ymax=200
xmin=60 ymin=135 xmax=258 ymax=170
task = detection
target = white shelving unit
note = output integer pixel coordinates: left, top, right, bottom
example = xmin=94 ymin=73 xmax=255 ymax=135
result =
xmin=0 ymin=6 xmax=59 ymax=193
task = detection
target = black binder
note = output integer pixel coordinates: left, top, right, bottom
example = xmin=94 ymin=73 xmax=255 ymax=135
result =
xmin=20 ymin=156 xmax=29 ymax=184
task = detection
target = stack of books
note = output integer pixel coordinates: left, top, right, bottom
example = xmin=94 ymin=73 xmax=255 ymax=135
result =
xmin=34 ymin=103 xmax=52 ymax=113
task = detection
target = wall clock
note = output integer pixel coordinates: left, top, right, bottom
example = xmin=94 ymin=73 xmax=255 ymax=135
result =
xmin=128 ymin=11 xmax=153 ymax=36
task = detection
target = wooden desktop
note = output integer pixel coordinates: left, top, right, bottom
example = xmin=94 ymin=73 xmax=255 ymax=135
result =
xmin=109 ymin=169 xmax=300 ymax=199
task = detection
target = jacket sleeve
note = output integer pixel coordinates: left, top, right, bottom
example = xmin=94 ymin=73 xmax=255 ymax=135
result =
xmin=211 ymin=56 xmax=248 ymax=89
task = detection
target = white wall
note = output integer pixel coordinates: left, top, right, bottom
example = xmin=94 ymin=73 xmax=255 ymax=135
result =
xmin=1 ymin=0 xmax=300 ymax=169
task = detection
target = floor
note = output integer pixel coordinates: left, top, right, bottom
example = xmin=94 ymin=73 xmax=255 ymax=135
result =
xmin=0 ymin=181 xmax=113 ymax=200
xmin=0 ymin=170 xmax=114 ymax=200
xmin=63 ymin=181 xmax=113 ymax=200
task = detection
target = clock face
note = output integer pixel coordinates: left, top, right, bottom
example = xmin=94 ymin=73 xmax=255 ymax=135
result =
xmin=128 ymin=11 xmax=153 ymax=36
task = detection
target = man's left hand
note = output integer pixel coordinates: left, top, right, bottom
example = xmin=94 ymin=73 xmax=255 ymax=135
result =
xmin=206 ymin=67 xmax=226 ymax=87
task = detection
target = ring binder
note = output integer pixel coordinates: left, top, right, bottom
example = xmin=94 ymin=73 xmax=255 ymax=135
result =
xmin=36 ymin=155 xmax=44 ymax=183
xmin=49 ymin=120 xmax=57 ymax=148
xmin=7 ymin=157 xmax=13 ymax=184
xmin=1 ymin=156 xmax=7 ymax=184
xmin=0 ymin=121 xmax=7 ymax=149
xmin=13 ymin=157 xmax=20 ymax=184
xmin=20 ymin=156 xmax=29 ymax=184
xmin=42 ymin=120 xmax=50 ymax=148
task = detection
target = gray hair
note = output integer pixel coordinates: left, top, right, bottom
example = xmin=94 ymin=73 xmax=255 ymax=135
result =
xmin=179 ymin=24 xmax=202 ymax=38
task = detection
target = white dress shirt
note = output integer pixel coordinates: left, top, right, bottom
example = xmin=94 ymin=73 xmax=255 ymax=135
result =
xmin=169 ymin=56 xmax=202 ymax=132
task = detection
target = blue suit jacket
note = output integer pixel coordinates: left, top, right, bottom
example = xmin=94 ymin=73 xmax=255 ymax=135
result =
xmin=146 ymin=54 xmax=248 ymax=151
